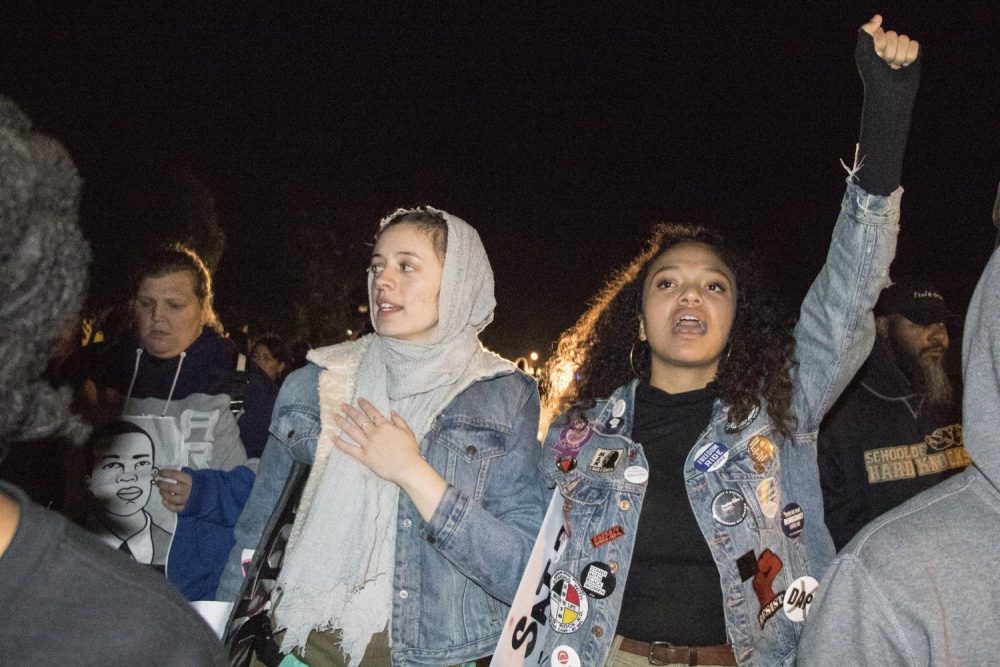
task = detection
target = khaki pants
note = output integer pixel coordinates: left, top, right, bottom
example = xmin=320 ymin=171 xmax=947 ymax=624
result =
xmin=249 ymin=625 xmax=487 ymax=667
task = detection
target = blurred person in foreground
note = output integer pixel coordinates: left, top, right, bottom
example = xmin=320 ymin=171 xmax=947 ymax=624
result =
xmin=0 ymin=94 xmax=225 ymax=665
xmin=800 ymin=245 xmax=1000 ymax=666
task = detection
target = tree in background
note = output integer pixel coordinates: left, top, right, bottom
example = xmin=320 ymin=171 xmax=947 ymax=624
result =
xmin=81 ymin=165 xmax=226 ymax=317
xmin=214 ymin=204 xmax=369 ymax=349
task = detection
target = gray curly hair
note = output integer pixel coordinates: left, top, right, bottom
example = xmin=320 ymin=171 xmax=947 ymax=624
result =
xmin=0 ymin=96 xmax=91 ymax=445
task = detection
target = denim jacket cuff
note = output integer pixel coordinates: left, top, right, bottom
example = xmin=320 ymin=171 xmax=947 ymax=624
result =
xmin=421 ymin=483 xmax=467 ymax=546
xmin=844 ymin=180 xmax=903 ymax=219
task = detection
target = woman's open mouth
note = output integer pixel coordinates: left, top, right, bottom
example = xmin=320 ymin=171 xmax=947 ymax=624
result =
xmin=673 ymin=315 xmax=707 ymax=334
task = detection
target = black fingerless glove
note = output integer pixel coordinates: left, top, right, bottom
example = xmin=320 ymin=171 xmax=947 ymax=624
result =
xmin=855 ymin=30 xmax=921 ymax=195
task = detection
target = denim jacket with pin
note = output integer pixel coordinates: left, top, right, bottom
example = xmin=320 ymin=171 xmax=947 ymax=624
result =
xmin=538 ymin=180 xmax=901 ymax=667
xmin=218 ymin=353 xmax=546 ymax=666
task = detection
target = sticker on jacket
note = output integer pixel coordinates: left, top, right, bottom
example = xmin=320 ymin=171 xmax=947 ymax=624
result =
xmin=711 ymin=490 xmax=748 ymax=526
xmin=752 ymin=549 xmax=784 ymax=629
xmin=588 ymin=448 xmax=623 ymax=472
xmin=693 ymin=442 xmax=729 ymax=472
xmin=725 ymin=403 xmax=760 ymax=433
xmin=580 ymin=561 xmax=616 ymax=599
xmin=748 ymin=434 xmax=775 ymax=472
xmin=590 ymin=525 xmax=625 ymax=549
xmin=781 ymin=503 xmax=804 ymax=538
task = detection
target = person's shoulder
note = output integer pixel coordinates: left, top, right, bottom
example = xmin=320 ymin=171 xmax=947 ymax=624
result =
xmin=17 ymin=500 xmax=225 ymax=663
xmin=474 ymin=365 xmax=535 ymax=393
xmin=436 ymin=368 xmax=536 ymax=437
xmin=307 ymin=336 xmax=371 ymax=370
xmin=276 ymin=362 xmax=322 ymax=405
xmin=842 ymin=471 xmax=979 ymax=564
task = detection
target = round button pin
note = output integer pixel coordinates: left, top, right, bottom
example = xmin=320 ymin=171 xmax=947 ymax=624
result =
xmin=748 ymin=434 xmax=775 ymax=467
xmin=783 ymin=576 xmax=819 ymax=622
xmin=550 ymin=571 xmax=588 ymax=634
xmin=618 ymin=498 xmax=631 ymax=511
xmin=781 ymin=503 xmax=804 ymax=539
xmin=612 ymin=399 xmax=626 ymax=418
xmin=551 ymin=645 xmax=581 ymax=667
xmin=580 ymin=561 xmax=616 ymax=599
xmin=725 ymin=403 xmax=760 ymax=433
xmin=624 ymin=465 xmax=649 ymax=484
xmin=711 ymin=490 xmax=748 ymax=526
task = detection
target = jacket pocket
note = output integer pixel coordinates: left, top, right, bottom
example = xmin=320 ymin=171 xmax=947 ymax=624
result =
xmin=432 ymin=423 xmax=507 ymax=500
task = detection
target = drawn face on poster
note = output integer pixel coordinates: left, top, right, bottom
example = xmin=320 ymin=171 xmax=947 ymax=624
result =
xmin=85 ymin=419 xmax=179 ymax=567
xmin=88 ymin=430 xmax=158 ymax=517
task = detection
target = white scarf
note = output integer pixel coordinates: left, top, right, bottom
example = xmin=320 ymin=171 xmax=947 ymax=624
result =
xmin=274 ymin=208 xmax=514 ymax=663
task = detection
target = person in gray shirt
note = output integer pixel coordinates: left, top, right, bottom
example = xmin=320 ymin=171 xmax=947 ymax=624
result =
xmin=0 ymin=94 xmax=225 ymax=666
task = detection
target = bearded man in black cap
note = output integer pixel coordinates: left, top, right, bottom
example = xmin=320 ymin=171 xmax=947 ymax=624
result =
xmin=818 ymin=276 xmax=969 ymax=550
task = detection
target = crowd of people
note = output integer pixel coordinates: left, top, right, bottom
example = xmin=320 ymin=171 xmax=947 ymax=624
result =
xmin=1 ymin=13 xmax=998 ymax=667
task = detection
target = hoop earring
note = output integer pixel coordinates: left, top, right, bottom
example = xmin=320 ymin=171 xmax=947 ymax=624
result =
xmin=629 ymin=340 xmax=642 ymax=378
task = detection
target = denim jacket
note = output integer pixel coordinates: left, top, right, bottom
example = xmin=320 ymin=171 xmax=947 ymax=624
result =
xmin=218 ymin=347 xmax=546 ymax=665
xmin=538 ymin=181 xmax=900 ymax=667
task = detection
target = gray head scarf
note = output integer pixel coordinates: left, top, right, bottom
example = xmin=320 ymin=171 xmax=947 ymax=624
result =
xmin=0 ymin=96 xmax=91 ymax=447
xmin=367 ymin=205 xmax=498 ymax=401
xmin=275 ymin=207 xmax=513 ymax=661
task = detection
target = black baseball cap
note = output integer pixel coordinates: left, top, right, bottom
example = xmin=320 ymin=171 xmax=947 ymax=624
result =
xmin=875 ymin=276 xmax=957 ymax=326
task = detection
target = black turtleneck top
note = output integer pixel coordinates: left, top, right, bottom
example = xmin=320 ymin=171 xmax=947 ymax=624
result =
xmin=616 ymin=381 xmax=728 ymax=645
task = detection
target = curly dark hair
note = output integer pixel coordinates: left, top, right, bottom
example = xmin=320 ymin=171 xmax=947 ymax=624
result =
xmin=541 ymin=223 xmax=798 ymax=436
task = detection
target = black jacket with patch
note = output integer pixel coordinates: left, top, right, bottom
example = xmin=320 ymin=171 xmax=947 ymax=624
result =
xmin=818 ymin=337 xmax=967 ymax=550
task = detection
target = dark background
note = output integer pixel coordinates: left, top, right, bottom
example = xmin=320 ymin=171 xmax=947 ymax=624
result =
xmin=3 ymin=2 xmax=997 ymax=361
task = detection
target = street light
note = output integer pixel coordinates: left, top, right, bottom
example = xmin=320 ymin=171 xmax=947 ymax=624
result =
xmin=514 ymin=352 xmax=543 ymax=377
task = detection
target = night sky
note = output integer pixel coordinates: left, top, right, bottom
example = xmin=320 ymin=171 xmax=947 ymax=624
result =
xmin=3 ymin=2 xmax=997 ymax=362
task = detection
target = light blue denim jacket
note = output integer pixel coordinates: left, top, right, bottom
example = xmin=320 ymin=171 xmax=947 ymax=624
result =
xmin=538 ymin=181 xmax=901 ymax=667
xmin=218 ymin=362 xmax=546 ymax=665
